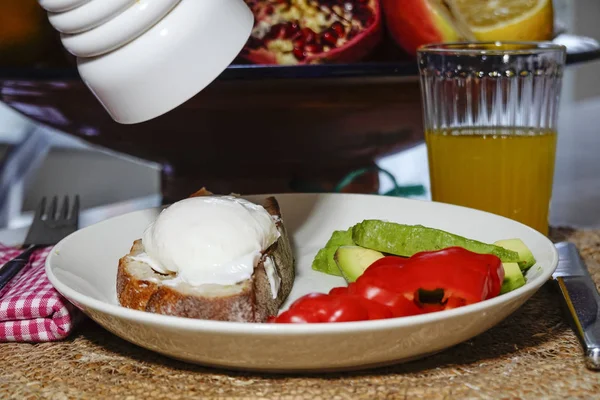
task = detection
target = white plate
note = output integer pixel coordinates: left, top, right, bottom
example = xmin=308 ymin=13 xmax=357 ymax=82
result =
xmin=45 ymin=193 xmax=558 ymax=372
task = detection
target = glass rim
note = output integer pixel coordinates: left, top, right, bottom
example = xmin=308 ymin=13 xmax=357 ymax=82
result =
xmin=417 ymin=41 xmax=567 ymax=56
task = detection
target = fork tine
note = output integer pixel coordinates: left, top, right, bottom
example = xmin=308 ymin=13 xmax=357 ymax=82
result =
xmin=22 ymin=194 xmax=80 ymax=248
xmin=33 ymin=197 xmax=47 ymax=221
xmin=71 ymin=195 xmax=80 ymax=223
xmin=58 ymin=195 xmax=70 ymax=220
xmin=49 ymin=195 xmax=58 ymax=220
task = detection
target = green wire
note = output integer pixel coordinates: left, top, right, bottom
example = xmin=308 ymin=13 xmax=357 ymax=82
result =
xmin=333 ymin=166 xmax=426 ymax=197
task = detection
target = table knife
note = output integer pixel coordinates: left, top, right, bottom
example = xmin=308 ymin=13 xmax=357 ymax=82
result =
xmin=553 ymin=241 xmax=600 ymax=370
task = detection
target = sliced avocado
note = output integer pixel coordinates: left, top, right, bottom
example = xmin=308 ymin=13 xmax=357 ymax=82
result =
xmin=352 ymin=220 xmax=520 ymax=263
xmin=500 ymin=262 xmax=526 ymax=294
xmin=312 ymin=228 xmax=356 ymax=276
xmin=334 ymin=246 xmax=384 ymax=283
xmin=494 ymin=238 xmax=536 ymax=270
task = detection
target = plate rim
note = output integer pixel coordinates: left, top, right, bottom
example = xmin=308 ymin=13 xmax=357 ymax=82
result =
xmin=45 ymin=192 xmax=559 ymax=335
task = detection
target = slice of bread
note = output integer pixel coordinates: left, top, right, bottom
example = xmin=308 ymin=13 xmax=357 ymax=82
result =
xmin=116 ymin=191 xmax=295 ymax=322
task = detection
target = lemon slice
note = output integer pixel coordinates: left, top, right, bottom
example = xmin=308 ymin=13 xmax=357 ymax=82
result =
xmin=448 ymin=0 xmax=554 ymax=42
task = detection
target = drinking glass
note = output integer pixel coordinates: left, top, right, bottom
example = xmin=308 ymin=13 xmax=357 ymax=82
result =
xmin=417 ymin=42 xmax=567 ymax=235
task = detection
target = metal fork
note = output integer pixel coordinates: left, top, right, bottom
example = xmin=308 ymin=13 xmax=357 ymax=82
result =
xmin=0 ymin=195 xmax=79 ymax=291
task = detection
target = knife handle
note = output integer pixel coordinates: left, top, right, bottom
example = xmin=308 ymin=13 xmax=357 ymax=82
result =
xmin=0 ymin=245 xmax=37 ymax=292
xmin=555 ymin=244 xmax=600 ymax=370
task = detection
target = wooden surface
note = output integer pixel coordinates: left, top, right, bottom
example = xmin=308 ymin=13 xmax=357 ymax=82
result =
xmin=1 ymin=227 xmax=600 ymax=399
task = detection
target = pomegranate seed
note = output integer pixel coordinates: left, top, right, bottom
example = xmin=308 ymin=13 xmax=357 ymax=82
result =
xmin=266 ymin=23 xmax=285 ymax=39
xmin=284 ymin=22 xmax=300 ymax=38
xmin=293 ymin=47 xmax=306 ymax=60
xmin=304 ymin=43 xmax=323 ymax=54
xmin=293 ymin=38 xmax=305 ymax=48
xmin=300 ymin=27 xmax=317 ymax=44
xmin=321 ymin=30 xmax=338 ymax=46
xmin=356 ymin=10 xmax=374 ymax=26
xmin=331 ymin=21 xmax=345 ymax=37
xmin=265 ymin=5 xmax=274 ymax=14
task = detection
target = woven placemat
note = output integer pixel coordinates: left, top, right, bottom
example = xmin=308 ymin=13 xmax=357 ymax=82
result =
xmin=1 ymin=227 xmax=600 ymax=399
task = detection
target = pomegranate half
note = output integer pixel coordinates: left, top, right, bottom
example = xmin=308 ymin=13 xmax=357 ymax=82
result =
xmin=241 ymin=0 xmax=383 ymax=65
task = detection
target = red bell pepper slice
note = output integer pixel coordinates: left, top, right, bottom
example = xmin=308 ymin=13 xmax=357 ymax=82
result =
xmin=272 ymin=308 xmax=322 ymax=323
xmin=275 ymin=292 xmax=393 ymax=323
xmin=359 ymin=247 xmax=504 ymax=306
xmin=270 ymin=247 xmax=504 ymax=323
xmin=410 ymin=247 xmax=504 ymax=300
xmin=367 ymin=255 xmax=409 ymax=271
xmin=328 ymin=286 xmax=349 ymax=296
xmin=348 ymin=278 xmax=424 ymax=317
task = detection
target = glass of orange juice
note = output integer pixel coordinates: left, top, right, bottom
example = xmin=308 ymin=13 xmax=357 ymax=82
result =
xmin=417 ymin=42 xmax=567 ymax=235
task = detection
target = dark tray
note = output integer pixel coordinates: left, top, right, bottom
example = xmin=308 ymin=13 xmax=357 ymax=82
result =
xmin=0 ymin=34 xmax=598 ymax=81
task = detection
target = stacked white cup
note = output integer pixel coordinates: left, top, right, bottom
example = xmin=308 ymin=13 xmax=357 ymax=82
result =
xmin=37 ymin=0 xmax=254 ymax=124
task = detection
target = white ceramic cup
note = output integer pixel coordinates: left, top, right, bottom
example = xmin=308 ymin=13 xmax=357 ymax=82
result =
xmin=48 ymin=0 xmax=136 ymax=34
xmin=78 ymin=0 xmax=253 ymax=124
xmin=39 ymin=0 xmax=254 ymax=124
xmin=60 ymin=0 xmax=182 ymax=57
xmin=38 ymin=0 xmax=90 ymax=13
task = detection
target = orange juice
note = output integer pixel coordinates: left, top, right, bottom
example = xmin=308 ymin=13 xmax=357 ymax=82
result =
xmin=426 ymin=128 xmax=557 ymax=235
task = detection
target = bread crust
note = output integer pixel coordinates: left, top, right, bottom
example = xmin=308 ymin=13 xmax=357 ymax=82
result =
xmin=116 ymin=193 xmax=295 ymax=322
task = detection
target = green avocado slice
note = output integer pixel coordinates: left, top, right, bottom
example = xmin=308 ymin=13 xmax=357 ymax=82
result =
xmin=334 ymin=246 xmax=384 ymax=283
xmin=311 ymin=228 xmax=355 ymax=276
xmin=352 ymin=220 xmax=520 ymax=262
xmin=500 ymin=262 xmax=526 ymax=294
xmin=494 ymin=238 xmax=536 ymax=270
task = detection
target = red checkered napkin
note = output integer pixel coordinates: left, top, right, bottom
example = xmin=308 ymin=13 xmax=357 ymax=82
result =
xmin=0 ymin=244 xmax=83 ymax=342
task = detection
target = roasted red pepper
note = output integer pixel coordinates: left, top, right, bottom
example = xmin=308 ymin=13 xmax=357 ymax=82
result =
xmin=269 ymin=247 xmax=504 ymax=323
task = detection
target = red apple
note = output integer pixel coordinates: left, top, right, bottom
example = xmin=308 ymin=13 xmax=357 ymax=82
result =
xmin=381 ymin=0 xmax=473 ymax=56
